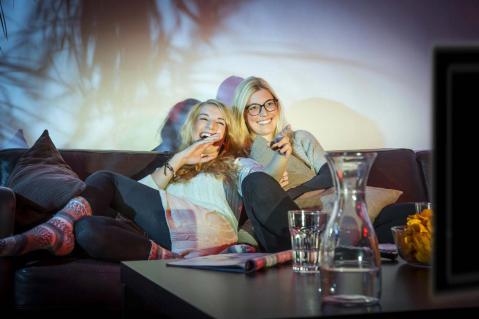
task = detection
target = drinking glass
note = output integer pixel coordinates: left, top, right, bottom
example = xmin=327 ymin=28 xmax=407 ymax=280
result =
xmin=288 ymin=210 xmax=328 ymax=273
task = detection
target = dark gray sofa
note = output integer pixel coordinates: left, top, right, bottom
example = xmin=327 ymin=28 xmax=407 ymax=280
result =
xmin=0 ymin=147 xmax=431 ymax=317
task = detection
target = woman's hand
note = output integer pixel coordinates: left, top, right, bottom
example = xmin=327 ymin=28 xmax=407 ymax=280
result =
xmin=270 ymin=134 xmax=292 ymax=157
xmin=279 ymin=171 xmax=289 ymax=188
xmin=177 ymin=133 xmax=222 ymax=165
xmin=151 ymin=133 xmax=222 ymax=189
xmin=264 ymin=125 xmax=292 ymax=183
xmin=270 ymin=125 xmax=292 ymax=157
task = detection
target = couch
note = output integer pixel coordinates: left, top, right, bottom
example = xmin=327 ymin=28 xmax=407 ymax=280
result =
xmin=0 ymin=147 xmax=431 ymax=317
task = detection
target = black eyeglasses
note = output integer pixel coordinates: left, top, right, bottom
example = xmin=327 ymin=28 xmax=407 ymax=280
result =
xmin=245 ymin=99 xmax=278 ymax=116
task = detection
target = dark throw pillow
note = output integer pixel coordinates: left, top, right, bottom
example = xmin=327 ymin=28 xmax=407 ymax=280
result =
xmin=7 ymin=130 xmax=86 ymax=213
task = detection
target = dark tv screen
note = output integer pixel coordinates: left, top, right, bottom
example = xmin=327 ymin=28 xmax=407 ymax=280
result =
xmin=434 ymin=46 xmax=479 ymax=294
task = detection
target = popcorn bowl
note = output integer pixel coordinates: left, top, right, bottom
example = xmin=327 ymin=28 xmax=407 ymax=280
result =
xmin=391 ymin=225 xmax=431 ymax=267
xmin=390 ymin=203 xmax=433 ymax=267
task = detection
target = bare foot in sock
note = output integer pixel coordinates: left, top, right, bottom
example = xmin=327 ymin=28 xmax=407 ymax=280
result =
xmin=0 ymin=197 xmax=92 ymax=257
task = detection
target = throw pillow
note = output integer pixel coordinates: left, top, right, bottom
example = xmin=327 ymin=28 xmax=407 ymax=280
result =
xmin=7 ymin=130 xmax=86 ymax=213
xmin=296 ymin=186 xmax=403 ymax=222
xmin=293 ymin=188 xmax=329 ymax=210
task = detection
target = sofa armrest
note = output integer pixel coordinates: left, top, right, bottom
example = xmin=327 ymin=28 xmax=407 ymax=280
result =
xmin=0 ymin=187 xmax=15 ymax=310
xmin=416 ymin=150 xmax=432 ymax=202
xmin=0 ymin=186 xmax=15 ymax=238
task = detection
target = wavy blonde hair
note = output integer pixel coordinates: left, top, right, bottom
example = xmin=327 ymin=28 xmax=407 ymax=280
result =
xmin=173 ymin=99 xmax=243 ymax=183
xmin=232 ymin=76 xmax=288 ymax=150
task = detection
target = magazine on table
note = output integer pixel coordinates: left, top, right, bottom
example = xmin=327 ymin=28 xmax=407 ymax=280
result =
xmin=166 ymin=250 xmax=292 ymax=273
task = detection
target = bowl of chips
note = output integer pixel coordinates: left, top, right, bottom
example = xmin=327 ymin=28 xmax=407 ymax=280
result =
xmin=391 ymin=202 xmax=432 ymax=267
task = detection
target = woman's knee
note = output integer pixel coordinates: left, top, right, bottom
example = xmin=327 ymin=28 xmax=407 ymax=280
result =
xmin=242 ymin=171 xmax=278 ymax=191
xmin=74 ymin=217 xmax=110 ymax=258
xmin=242 ymin=172 xmax=285 ymax=202
xmin=85 ymin=170 xmax=116 ymax=185
xmin=82 ymin=171 xmax=117 ymax=216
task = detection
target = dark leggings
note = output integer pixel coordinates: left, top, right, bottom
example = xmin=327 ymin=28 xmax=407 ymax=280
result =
xmin=242 ymin=172 xmax=299 ymax=252
xmin=75 ymin=171 xmax=170 ymax=261
xmin=75 ymin=170 xmax=299 ymax=261
xmin=286 ymin=163 xmax=333 ymax=200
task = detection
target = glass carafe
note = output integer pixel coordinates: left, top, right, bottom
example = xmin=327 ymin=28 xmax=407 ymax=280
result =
xmin=320 ymin=151 xmax=381 ymax=305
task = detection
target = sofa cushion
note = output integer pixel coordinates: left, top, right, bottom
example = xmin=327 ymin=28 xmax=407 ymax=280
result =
xmin=7 ymin=130 xmax=86 ymax=214
xmin=14 ymin=258 xmax=121 ymax=312
xmin=297 ymin=186 xmax=403 ymax=222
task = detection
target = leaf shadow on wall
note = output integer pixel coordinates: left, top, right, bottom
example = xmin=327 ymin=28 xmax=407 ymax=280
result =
xmin=0 ymin=0 xmax=247 ymax=149
xmin=287 ymin=97 xmax=385 ymax=150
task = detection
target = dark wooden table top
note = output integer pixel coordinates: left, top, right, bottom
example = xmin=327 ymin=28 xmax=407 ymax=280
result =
xmin=121 ymin=259 xmax=479 ymax=318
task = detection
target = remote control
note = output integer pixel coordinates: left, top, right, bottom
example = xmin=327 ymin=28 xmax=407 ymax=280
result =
xmin=378 ymin=243 xmax=398 ymax=261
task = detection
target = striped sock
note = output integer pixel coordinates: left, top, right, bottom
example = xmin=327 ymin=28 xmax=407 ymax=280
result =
xmin=147 ymin=240 xmax=180 ymax=260
xmin=0 ymin=196 xmax=92 ymax=257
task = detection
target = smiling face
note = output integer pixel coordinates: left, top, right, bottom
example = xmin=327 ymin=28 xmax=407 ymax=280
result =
xmin=192 ymin=103 xmax=227 ymax=154
xmin=245 ymin=88 xmax=279 ymax=142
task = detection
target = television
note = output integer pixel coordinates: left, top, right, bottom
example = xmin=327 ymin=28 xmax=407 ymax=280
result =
xmin=433 ymin=46 xmax=479 ymax=296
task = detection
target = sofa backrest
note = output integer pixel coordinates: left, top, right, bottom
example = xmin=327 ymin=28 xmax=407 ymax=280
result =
xmin=1 ymin=148 xmax=431 ymax=204
xmin=415 ymin=150 xmax=432 ymax=202
xmin=0 ymin=149 xmax=170 ymax=186
xmin=342 ymin=148 xmax=430 ymax=204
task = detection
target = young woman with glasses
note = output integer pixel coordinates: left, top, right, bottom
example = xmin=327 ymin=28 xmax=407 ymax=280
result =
xmin=232 ymin=76 xmax=333 ymax=209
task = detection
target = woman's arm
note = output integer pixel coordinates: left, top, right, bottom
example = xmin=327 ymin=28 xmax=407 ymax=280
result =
xmin=151 ymin=152 xmax=187 ymax=189
xmin=263 ymin=143 xmax=290 ymax=181
xmin=234 ymin=157 xmax=265 ymax=197
xmin=151 ymin=133 xmax=221 ymax=189
xmin=263 ymin=126 xmax=293 ymax=182
xmin=293 ymin=130 xmax=327 ymax=174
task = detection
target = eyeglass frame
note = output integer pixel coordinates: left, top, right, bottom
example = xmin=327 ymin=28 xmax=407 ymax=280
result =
xmin=245 ymin=98 xmax=279 ymax=116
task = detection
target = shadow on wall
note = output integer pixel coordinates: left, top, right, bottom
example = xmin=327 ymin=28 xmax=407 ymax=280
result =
xmin=0 ymin=1 xmax=246 ymax=150
xmin=153 ymin=98 xmax=200 ymax=153
xmin=287 ymin=98 xmax=385 ymax=150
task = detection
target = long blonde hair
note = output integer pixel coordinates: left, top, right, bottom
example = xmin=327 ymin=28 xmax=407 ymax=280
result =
xmin=173 ymin=99 xmax=242 ymax=183
xmin=232 ymin=76 xmax=288 ymax=150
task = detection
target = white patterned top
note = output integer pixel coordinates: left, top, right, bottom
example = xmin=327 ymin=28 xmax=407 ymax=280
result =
xmin=142 ymin=157 xmax=264 ymax=256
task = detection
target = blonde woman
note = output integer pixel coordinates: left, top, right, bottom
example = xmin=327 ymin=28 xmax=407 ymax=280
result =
xmin=232 ymin=76 xmax=333 ymax=207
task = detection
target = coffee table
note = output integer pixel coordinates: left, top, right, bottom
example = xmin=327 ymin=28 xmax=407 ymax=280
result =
xmin=121 ymin=259 xmax=479 ymax=318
